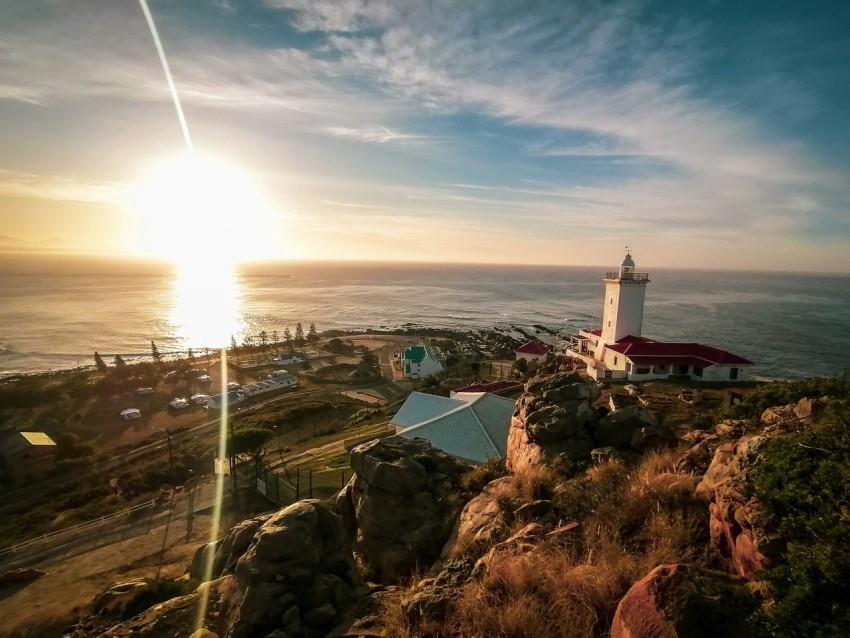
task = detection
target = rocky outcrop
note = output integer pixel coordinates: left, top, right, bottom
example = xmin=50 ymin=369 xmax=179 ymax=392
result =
xmin=674 ymin=433 xmax=719 ymax=475
xmin=696 ymin=436 xmax=780 ymax=580
xmin=337 ymin=437 xmax=470 ymax=584
xmin=401 ymin=559 xmax=475 ymax=627
xmin=223 ymin=499 xmax=363 ymax=638
xmin=508 ymin=373 xmax=675 ymax=473
xmin=92 ymin=579 xmax=150 ymax=616
xmin=595 ymin=405 xmax=674 ymax=452
xmin=452 ymin=476 xmax=517 ymax=547
xmin=611 ymin=564 xmax=757 ymax=638
xmin=507 ymin=373 xmax=602 ymax=473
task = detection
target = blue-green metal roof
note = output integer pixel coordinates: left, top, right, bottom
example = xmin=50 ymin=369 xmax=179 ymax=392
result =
xmin=392 ymin=392 xmax=466 ymax=428
xmin=395 ymin=392 xmax=515 ymax=463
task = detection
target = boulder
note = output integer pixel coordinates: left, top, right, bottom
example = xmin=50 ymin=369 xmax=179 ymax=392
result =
xmin=338 ymin=437 xmax=469 ymax=584
xmin=452 ymin=476 xmax=517 ymax=546
xmin=401 ymin=559 xmax=475 ymax=626
xmin=696 ymin=436 xmax=781 ymax=579
xmin=92 ymin=579 xmax=150 ymax=616
xmin=507 ymin=374 xmax=602 ymax=473
xmin=793 ymin=396 xmax=825 ymax=422
xmin=610 ymin=564 xmax=757 ymax=638
xmin=673 ymin=434 xmax=719 ymax=475
xmin=206 ymin=514 xmax=272 ymax=581
xmin=223 ymin=500 xmax=363 ymax=638
xmin=188 ymin=539 xmax=223 ymax=582
xmin=594 ymin=406 xmax=672 ymax=451
xmin=760 ymin=404 xmax=795 ymax=425
xmin=101 ymin=577 xmax=230 ymax=637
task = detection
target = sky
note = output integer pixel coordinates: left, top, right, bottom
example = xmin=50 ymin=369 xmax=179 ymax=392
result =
xmin=0 ymin=0 xmax=848 ymax=271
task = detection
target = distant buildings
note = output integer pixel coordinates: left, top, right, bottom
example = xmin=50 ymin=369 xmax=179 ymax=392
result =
xmin=567 ymin=251 xmax=753 ymax=382
xmin=515 ymin=340 xmax=550 ymax=363
xmin=391 ymin=391 xmax=514 ymax=463
xmin=401 ymin=342 xmax=443 ymax=379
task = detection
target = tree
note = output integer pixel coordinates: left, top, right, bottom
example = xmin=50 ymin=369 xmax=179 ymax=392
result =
xmin=229 ymin=427 xmax=273 ymax=477
xmin=151 ymin=341 xmax=162 ymax=363
xmin=114 ymin=354 xmax=126 ymax=367
xmin=294 ymin=323 xmax=305 ymax=348
xmin=94 ymin=351 xmax=107 ymax=374
xmin=259 ymin=330 xmax=268 ymax=351
xmin=272 ymin=330 xmax=279 ymax=346
xmin=187 ymin=348 xmax=195 ymax=363
xmin=307 ymin=323 xmax=318 ymax=344
xmin=283 ymin=327 xmax=293 ymax=351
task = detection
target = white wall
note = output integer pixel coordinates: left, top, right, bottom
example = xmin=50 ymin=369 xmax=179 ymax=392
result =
xmin=601 ymin=280 xmax=648 ymax=345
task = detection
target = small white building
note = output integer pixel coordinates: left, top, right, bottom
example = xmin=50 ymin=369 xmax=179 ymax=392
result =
xmin=401 ymin=342 xmax=443 ymax=379
xmin=567 ymin=251 xmax=753 ymax=382
xmin=515 ymin=340 xmax=550 ymax=363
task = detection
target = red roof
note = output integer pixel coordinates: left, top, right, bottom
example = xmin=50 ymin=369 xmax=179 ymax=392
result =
xmin=453 ymin=380 xmax=523 ymax=394
xmin=516 ymin=340 xmax=550 ymax=355
xmin=607 ymin=340 xmax=753 ymax=366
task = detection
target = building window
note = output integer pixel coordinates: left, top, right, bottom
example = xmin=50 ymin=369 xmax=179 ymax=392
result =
xmin=607 ymin=321 xmax=611 ymax=327
xmin=693 ymin=366 xmax=703 ymax=377
xmin=614 ymin=356 xmax=618 ymax=365
xmin=610 ymin=298 xmax=613 ymax=304
xmin=730 ymin=367 xmax=739 ymax=380
xmin=635 ymin=366 xmax=651 ymax=375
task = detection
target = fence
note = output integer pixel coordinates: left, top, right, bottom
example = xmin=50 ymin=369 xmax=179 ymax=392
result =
xmin=254 ymin=465 xmax=350 ymax=506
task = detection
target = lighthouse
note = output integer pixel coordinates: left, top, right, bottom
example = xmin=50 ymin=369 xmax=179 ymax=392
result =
xmin=598 ymin=250 xmax=650 ymax=351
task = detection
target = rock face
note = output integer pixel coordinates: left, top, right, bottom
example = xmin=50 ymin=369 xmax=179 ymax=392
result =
xmin=452 ymin=476 xmax=517 ymax=546
xmin=611 ymin=564 xmax=757 ymax=638
xmin=337 ymin=436 xmax=469 ymax=584
xmin=223 ymin=499 xmax=363 ymax=638
xmin=508 ymin=373 xmax=674 ymax=473
xmin=595 ymin=405 xmax=674 ymax=452
xmin=696 ymin=436 xmax=779 ymax=580
xmin=507 ymin=373 xmax=601 ymax=473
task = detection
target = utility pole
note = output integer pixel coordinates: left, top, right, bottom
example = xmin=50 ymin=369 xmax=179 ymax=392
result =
xmin=165 ymin=428 xmax=174 ymax=483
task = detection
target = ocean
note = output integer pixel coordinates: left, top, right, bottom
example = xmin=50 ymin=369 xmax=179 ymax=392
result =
xmin=1 ymin=255 xmax=849 ymax=380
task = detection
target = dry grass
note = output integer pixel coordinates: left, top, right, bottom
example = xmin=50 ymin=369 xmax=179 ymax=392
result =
xmin=389 ymin=448 xmax=710 ymax=637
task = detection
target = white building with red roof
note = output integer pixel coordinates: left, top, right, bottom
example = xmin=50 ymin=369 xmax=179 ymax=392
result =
xmin=515 ymin=340 xmax=550 ymax=363
xmin=567 ymin=252 xmax=753 ymax=382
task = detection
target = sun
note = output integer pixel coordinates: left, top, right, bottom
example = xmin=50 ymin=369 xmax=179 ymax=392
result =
xmin=129 ymin=154 xmax=279 ymax=265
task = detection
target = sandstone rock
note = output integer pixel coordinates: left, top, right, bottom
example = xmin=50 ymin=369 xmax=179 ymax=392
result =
xmin=673 ymin=435 xmax=719 ymax=475
xmin=339 ymin=437 xmax=469 ymax=584
xmin=507 ymin=374 xmax=602 ymax=473
xmin=101 ymin=577 xmax=230 ymax=637
xmin=473 ymin=523 xmax=546 ymax=578
xmin=594 ymin=406 xmax=669 ymax=451
xmin=514 ymin=499 xmax=552 ymax=521
xmin=223 ymin=500 xmax=363 ymax=638
xmin=188 ymin=540 xmax=223 ymax=582
xmin=610 ymin=564 xmax=757 ymax=638
xmin=189 ymin=629 xmax=219 ymax=638
xmin=696 ymin=436 xmax=780 ymax=579
xmin=206 ymin=514 xmax=272 ymax=582
xmin=401 ymin=559 xmax=475 ymax=626
xmin=793 ymin=396 xmax=825 ymax=422
xmin=92 ymin=579 xmax=150 ymax=616
xmin=714 ymin=420 xmax=747 ymax=438
xmin=454 ymin=476 xmax=517 ymax=545
xmin=760 ymin=404 xmax=795 ymax=425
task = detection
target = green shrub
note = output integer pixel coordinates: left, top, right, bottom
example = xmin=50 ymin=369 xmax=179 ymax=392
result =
xmin=746 ymin=405 xmax=850 ymax=636
xmin=730 ymin=378 xmax=844 ymax=419
xmin=459 ymin=457 xmax=507 ymax=496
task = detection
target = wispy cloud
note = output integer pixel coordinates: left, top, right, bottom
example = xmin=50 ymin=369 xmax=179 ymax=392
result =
xmin=322 ymin=125 xmax=426 ymax=144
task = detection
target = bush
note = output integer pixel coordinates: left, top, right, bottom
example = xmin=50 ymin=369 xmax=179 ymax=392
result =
xmin=745 ymin=405 xmax=850 ymax=636
xmin=120 ymin=579 xmax=191 ymax=620
xmin=730 ymin=378 xmax=844 ymax=419
xmin=459 ymin=457 xmax=507 ymax=496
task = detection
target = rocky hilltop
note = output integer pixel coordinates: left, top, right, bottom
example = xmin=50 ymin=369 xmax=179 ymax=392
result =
xmin=74 ymin=373 xmax=849 ymax=637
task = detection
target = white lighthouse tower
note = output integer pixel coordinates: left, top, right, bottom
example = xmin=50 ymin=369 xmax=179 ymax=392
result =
xmin=598 ymin=249 xmax=650 ymax=351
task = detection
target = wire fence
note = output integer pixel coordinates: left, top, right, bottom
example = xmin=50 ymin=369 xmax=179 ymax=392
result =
xmin=254 ymin=465 xmax=350 ymax=506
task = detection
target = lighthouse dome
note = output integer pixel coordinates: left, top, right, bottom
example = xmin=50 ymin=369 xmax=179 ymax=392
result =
xmin=621 ymin=253 xmax=635 ymax=268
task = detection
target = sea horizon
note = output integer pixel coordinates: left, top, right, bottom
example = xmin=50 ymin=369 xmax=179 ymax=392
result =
xmin=1 ymin=254 xmax=849 ymax=380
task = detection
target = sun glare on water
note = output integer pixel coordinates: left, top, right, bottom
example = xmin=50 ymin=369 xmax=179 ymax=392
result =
xmin=130 ymin=154 xmax=279 ymax=266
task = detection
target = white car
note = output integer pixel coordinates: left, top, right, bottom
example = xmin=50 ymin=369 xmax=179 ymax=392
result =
xmin=169 ymin=397 xmax=189 ymax=410
xmin=121 ymin=408 xmax=142 ymax=420
xmin=190 ymin=393 xmax=209 ymax=405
